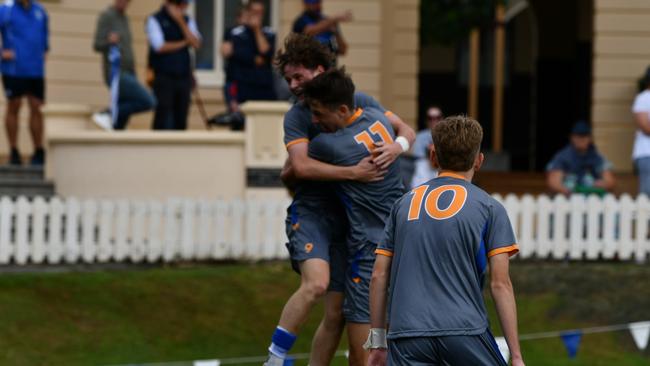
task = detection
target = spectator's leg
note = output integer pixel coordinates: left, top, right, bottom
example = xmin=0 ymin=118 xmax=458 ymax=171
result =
xmin=115 ymin=73 xmax=156 ymax=130
xmin=172 ymin=76 xmax=192 ymax=130
xmin=152 ymin=74 xmax=174 ymax=130
xmin=27 ymin=95 xmax=44 ymax=150
xmin=5 ymin=98 xmax=21 ymax=150
xmin=637 ymin=157 xmax=650 ymax=196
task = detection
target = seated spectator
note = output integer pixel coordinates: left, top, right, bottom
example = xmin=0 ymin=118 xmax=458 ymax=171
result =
xmin=227 ymin=0 xmax=276 ymax=112
xmin=293 ymin=0 xmax=351 ymax=63
xmin=546 ymin=121 xmax=616 ymax=195
xmin=410 ymin=105 xmax=443 ymax=188
xmin=93 ymin=0 xmax=156 ymax=130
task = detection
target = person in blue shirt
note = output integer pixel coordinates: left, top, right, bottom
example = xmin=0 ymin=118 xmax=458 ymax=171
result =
xmin=0 ymin=0 xmax=49 ymax=165
xmin=546 ymin=121 xmax=616 ymax=195
xmin=292 ymin=0 xmax=350 ymax=61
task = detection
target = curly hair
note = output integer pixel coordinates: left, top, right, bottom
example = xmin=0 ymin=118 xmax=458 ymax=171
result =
xmin=432 ymin=115 xmax=483 ymax=171
xmin=303 ymin=67 xmax=355 ymax=110
xmin=275 ymin=33 xmax=335 ymax=77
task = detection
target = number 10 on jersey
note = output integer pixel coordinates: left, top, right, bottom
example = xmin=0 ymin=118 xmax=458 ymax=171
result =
xmin=408 ymin=185 xmax=468 ymax=221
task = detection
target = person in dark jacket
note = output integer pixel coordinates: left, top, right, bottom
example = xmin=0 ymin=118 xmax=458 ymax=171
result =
xmin=227 ymin=0 xmax=276 ymax=113
xmin=146 ymin=0 xmax=201 ymax=130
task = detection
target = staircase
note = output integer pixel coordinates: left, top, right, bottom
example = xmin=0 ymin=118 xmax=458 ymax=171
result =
xmin=0 ymin=166 xmax=55 ymax=198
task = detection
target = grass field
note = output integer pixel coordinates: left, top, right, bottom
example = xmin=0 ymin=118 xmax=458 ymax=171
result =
xmin=0 ymin=261 xmax=649 ymax=365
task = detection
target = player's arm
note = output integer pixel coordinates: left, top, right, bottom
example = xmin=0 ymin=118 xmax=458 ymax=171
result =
xmin=367 ymin=253 xmax=392 ymax=366
xmin=595 ymin=170 xmax=616 ymax=192
xmin=287 ymin=142 xmax=385 ymax=182
xmin=489 ymin=253 xmax=525 ymax=366
xmin=373 ymin=112 xmax=416 ymax=169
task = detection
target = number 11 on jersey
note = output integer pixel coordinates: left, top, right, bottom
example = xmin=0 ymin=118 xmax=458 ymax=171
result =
xmin=354 ymin=121 xmax=394 ymax=152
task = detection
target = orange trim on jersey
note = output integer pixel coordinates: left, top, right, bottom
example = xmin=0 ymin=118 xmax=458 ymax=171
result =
xmin=487 ymin=244 xmax=519 ymax=258
xmin=375 ymin=249 xmax=394 ymax=257
xmin=286 ymin=138 xmax=309 ymax=149
xmin=438 ymin=172 xmax=468 ymax=181
xmin=384 ymin=111 xmax=394 ymax=117
xmin=347 ymin=108 xmax=364 ymax=125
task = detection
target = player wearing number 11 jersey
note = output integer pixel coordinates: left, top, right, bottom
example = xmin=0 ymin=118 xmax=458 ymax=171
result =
xmin=303 ymin=68 xmax=405 ymax=365
xmin=367 ymin=116 xmax=525 ymax=366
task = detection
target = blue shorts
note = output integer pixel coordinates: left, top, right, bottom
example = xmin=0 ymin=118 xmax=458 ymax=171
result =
xmin=342 ymin=243 xmax=376 ymax=323
xmin=285 ymin=201 xmax=347 ymax=292
xmin=2 ymin=75 xmax=45 ymax=101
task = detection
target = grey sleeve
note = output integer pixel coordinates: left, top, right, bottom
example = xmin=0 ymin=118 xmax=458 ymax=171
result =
xmin=355 ymin=92 xmax=387 ymax=114
xmin=93 ymin=12 xmax=111 ymax=53
xmin=307 ymin=136 xmax=335 ymax=163
xmin=377 ymin=204 xmax=398 ymax=255
xmin=284 ymin=107 xmax=309 ymax=147
xmin=486 ymin=201 xmax=518 ymax=258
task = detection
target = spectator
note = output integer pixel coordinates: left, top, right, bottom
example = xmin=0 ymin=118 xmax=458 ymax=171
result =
xmin=546 ymin=121 xmax=616 ymax=195
xmin=146 ymin=0 xmax=201 ymax=130
xmin=220 ymin=6 xmax=245 ymax=112
xmin=92 ymin=0 xmax=156 ymax=131
xmin=632 ymin=67 xmax=650 ymax=196
xmin=227 ymin=0 xmax=276 ymax=113
xmin=0 ymin=0 xmax=48 ymax=166
xmin=292 ymin=0 xmax=351 ymax=61
xmin=410 ymin=105 xmax=443 ymax=188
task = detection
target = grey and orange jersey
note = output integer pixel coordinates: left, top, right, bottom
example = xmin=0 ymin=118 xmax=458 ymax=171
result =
xmin=377 ymin=173 xmax=519 ymax=339
xmin=283 ymin=92 xmax=391 ymax=206
xmin=308 ymin=107 xmax=405 ymax=252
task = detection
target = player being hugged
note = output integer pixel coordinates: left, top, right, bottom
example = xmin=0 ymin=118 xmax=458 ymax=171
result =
xmin=303 ymin=68 xmax=406 ymax=365
xmin=367 ymin=116 xmax=525 ymax=366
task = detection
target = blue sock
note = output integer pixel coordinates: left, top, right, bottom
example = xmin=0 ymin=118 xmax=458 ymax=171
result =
xmin=268 ymin=326 xmax=297 ymax=358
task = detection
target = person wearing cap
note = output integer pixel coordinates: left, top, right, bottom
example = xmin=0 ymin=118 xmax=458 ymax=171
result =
xmin=410 ymin=105 xmax=443 ymax=188
xmin=0 ymin=0 xmax=48 ymax=166
xmin=546 ymin=121 xmax=616 ymax=195
xmin=292 ymin=0 xmax=350 ymax=61
xmin=146 ymin=0 xmax=201 ymax=130
xmin=632 ymin=67 xmax=650 ymax=196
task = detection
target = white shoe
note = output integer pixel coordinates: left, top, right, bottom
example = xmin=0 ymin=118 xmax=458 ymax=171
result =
xmin=92 ymin=111 xmax=114 ymax=131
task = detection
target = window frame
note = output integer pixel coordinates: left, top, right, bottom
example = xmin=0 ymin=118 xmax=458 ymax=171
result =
xmin=191 ymin=0 xmax=280 ymax=88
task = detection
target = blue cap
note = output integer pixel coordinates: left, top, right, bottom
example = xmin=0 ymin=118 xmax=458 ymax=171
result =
xmin=304 ymin=0 xmax=320 ymax=4
xmin=571 ymin=121 xmax=591 ymax=136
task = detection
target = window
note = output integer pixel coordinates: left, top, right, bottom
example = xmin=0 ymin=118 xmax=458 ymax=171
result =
xmin=192 ymin=0 xmax=279 ymax=87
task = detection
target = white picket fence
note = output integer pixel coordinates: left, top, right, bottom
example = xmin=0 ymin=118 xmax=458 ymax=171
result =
xmin=0 ymin=194 xmax=649 ymax=265
xmin=0 ymin=196 xmax=291 ymax=265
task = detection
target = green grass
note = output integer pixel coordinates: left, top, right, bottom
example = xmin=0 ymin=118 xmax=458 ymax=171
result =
xmin=0 ymin=262 xmax=648 ymax=365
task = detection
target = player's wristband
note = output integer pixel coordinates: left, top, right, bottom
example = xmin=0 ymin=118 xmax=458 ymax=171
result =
xmin=363 ymin=328 xmax=387 ymax=350
xmin=395 ymin=136 xmax=410 ymax=152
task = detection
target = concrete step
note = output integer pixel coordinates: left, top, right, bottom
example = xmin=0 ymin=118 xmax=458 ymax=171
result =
xmin=0 ymin=178 xmax=55 ymax=199
xmin=0 ymin=166 xmax=44 ymax=181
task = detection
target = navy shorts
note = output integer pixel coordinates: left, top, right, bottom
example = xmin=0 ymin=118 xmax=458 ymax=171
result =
xmin=285 ymin=202 xmax=347 ymax=292
xmin=388 ymin=330 xmax=507 ymax=366
xmin=342 ymin=243 xmax=376 ymax=323
xmin=2 ymin=75 xmax=45 ymax=101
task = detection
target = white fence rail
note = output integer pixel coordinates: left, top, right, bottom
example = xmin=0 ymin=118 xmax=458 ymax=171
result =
xmin=0 ymin=196 xmax=291 ymax=265
xmin=0 ymin=194 xmax=649 ymax=265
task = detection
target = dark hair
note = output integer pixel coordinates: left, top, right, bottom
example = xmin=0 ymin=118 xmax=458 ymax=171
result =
xmin=432 ymin=115 xmax=483 ymax=171
xmin=275 ymin=33 xmax=334 ymax=77
xmin=303 ymin=67 xmax=355 ymax=111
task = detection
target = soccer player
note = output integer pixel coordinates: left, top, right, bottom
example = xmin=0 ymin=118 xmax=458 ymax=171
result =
xmin=366 ymin=116 xmax=525 ymax=366
xmin=265 ymin=35 xmax=414 ymax=366
xmin=302 ymin=68 xmax=406 ymax=366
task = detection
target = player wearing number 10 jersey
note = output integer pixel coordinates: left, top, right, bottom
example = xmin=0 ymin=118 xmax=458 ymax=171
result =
xmin=367 ymin=116 xmax=525 ymax=366
xmin=303 ymin=68 xmax=405 ymax=365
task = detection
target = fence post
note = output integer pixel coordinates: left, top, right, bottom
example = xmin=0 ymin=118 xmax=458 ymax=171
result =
xmin=114 ymin=200 xmax=130 ymax=262
xmin=619 ymin=194 xmax=634 ymax=260
xmin=634 ymin=194 xmax=649 ymax=263
xmin=180 ymin=199 xmax=196 ymax=260
xmin=552 ymin=194 xmax=569 ymax=260
xmin=146 ymin=200 xmax=163 ymax=263
xmin=31 ymin=197 xmax=48 ymax=263
xmin=585 ymin=195 xmax=603 ymax=260
xmin=212 ymin=200 xmax=229 ymax=260
xmin=97 ymin=200 xmax=115 ymax=263
xmin=131 ymin=201 xmax=147 ymax=263
xmin=602 ymin=194 xmax=618 ymax=260
xmin=15 ymin=197 xmax=31 ymax=265
xmin=519 ymin=195 xmax=536 ymax=259
xmin=81 ymin=199 xmax=98 ymax=263
xmin=536 ymin=195 xmax=552 ymax=258
xmin=0 ymin=197 xmax=14 ymax=264
xmin=47 ymin=197 xmax=64 ymax=264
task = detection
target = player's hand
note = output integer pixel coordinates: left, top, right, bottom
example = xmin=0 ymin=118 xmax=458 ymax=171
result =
xmin=353 ymin=156 xmax=386 ymax=182
xmin=372 ymin=141 xmax=402 ymax=170
xmin=367 ymin=348 xmax=388 ymax=366
xmin=1 ymin=49 xmax=15 ymax=60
